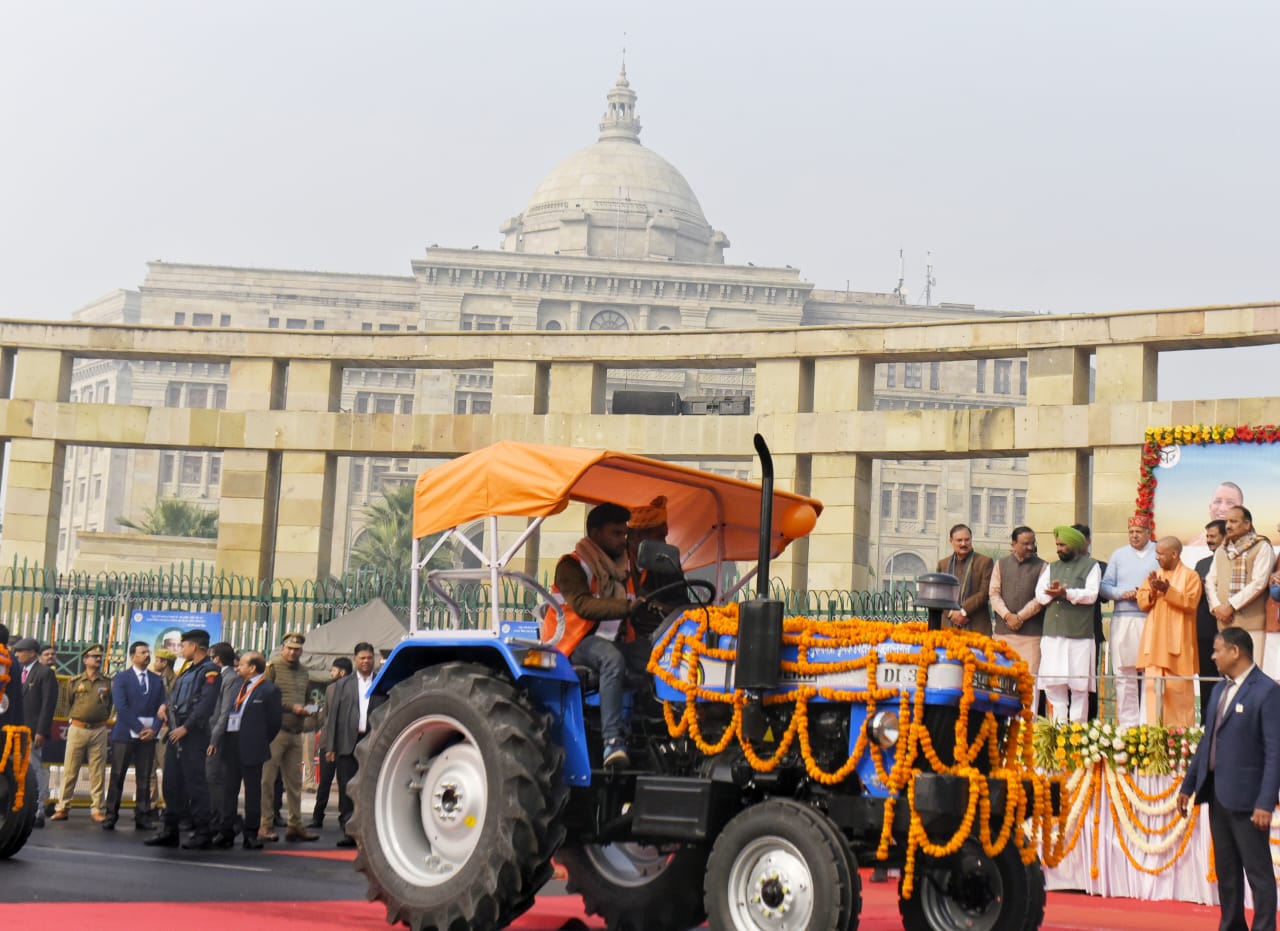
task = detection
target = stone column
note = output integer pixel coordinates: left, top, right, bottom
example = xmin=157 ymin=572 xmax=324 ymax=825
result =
xmin=215 ymin=360 xmax=284 ymax=579
xmin=1024 ymin=348 xmax=1091 ymax=538
xmin=0 ymin=349 xmax=71 ymax=570
xmin=547 ymin=362 xmax=604 ymax=414
xmin=1092 ymin=345 xmax=1157 ymax=556
xmin=272 ymin=361 xmax=340 ymax=583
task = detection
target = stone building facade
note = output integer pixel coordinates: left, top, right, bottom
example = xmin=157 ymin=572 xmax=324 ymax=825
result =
xmin=63 ymin=69 xmax=1029 ymax=586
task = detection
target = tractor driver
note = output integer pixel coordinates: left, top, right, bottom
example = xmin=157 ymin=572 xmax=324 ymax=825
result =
xmin=627 ymin=495 xmax=691 ymax=640
xmin=542 ymin=502 xmax=652 ymax=768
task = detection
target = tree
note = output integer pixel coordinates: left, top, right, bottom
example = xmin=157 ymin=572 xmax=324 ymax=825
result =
xmin=116 ymin=498 xmax=218 ymax=538
xmin=349 ymin=482 xmax=455 ymax=573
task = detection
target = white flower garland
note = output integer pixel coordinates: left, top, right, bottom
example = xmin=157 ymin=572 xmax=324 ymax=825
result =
xmin=1111 ymin=769 xmax=1181 ymax=817
xmin=1103 ymin=766 xmax=1194 ymax=857
xmin=1051 ymin=766 xmax=1094 ymax=846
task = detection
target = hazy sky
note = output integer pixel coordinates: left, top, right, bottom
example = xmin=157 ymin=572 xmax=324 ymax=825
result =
xmin=2 ymin=1 xmax=1277 ymax=397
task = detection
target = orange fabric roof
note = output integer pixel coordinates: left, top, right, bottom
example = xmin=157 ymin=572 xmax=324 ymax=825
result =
xmin=412 ymin=441 xmax=823 ymax=570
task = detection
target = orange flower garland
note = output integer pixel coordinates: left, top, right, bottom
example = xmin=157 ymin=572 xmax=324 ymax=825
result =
xmin=649 ymin=602 xmax=1059 ymax=897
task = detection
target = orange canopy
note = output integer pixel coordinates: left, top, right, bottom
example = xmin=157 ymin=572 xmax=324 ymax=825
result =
xmin=412 ymin=441 xmax=823 ymax=571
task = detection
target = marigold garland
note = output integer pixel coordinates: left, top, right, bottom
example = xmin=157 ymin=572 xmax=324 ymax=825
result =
xmin=0 ymin=725 xmax=33 ymax=812
xmin=1137 ymin=424 xmax=1280 ymax=528
xmin=648 ymin=602 xmax=1059 ymax=897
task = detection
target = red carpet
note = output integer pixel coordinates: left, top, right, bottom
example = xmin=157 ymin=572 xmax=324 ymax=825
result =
xmin=262 ymin=847 xmax=359 ymax=861
xmin=0 ymin=874 xmax=1230 ymax=929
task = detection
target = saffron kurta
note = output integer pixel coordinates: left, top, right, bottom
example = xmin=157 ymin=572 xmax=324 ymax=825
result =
xmin=1136 ymin=561 xmax=1203 ymax=728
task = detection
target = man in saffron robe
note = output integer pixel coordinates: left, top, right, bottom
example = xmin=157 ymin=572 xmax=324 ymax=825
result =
xmin=1136 ymin=536 xmax=1202 ymax=728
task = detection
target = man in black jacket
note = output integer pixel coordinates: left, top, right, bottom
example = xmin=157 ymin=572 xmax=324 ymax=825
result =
xmin=322 ymin=642 xmax=382 ymax=847
xmin=12 ymin=637 xmax=55 ymax=828
xmin=1195 ymin=520 xmax=1227 ymax=718
xmin=211 ymin=651 xmax=281 ymax=850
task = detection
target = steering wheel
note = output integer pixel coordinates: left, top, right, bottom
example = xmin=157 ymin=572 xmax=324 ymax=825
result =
xmin=644 ymin=579 xmax=717 ymax=645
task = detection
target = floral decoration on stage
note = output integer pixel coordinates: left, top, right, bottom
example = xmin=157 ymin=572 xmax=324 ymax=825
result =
xmin=1032 ymin=719 xmax=1202 ymax=776
xmin=1137 ymin=423 xmax=1280 ymax=528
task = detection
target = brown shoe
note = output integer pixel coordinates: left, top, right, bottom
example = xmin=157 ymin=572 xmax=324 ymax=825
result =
xmin=285 ymin=828 xmax=319 ymax=843
xmin=91 ymin=811 xmax=107 ymax=823
xmin=257 ymin=828 xmax=280 ymax=842
xmin=49 ymin=809 xmax=69 ymax=821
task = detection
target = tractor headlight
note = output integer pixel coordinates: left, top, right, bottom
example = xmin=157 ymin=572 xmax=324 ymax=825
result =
xmin=869 ymin=710 xmax=900 ymax=749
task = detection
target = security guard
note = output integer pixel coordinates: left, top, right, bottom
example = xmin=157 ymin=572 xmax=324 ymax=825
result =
xmin=146 ymin=629 xmax=220 ymax=849
xmin=50 ymin=644 xmax=113 ymax=822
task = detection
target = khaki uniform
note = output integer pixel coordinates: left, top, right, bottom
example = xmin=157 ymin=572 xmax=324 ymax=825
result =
xmin=57 ymin=671 xmax=113 ymax=814
xmin=260 ymin=659 xmax=311 ymax=831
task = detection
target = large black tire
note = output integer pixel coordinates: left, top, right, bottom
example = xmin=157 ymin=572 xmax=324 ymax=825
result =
xmin=705 ymin=799 xmax=858 ymax=931
xmin=559 ymin=842 xmax=708 ymax=931
xmin=899 ymin=841 xmax=1030 ymax=931
xmin=1022 ymin=858 xmax=1046 ymax=931
xmin=348 ymin=663 xmax=567 ymax=931
xmin=0 ymin=764 xmax=38 ymax=860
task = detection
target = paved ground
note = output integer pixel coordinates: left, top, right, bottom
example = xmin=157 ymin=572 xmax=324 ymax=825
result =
xmin=0 ymin=814 xmax=1230 ymax=931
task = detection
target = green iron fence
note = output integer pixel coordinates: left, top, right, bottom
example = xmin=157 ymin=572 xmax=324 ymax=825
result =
xmin=0 ymin=559 xmax=924 ymax=671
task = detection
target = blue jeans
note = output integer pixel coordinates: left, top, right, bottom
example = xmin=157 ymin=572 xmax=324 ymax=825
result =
xmin=571 ymin=635 xmax=651 ymax=744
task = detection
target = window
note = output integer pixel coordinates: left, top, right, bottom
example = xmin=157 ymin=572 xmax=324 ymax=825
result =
xmin=213 ymin=386 xmax=226 ymax=409
xmin=1013 ymin=495 xmax=1026 ymax=525
xmin=975 ymin=360 xmax=986 ymax=393
xmin=881 ymin=489 xmax=893 ymax=518
xmin=83 ymin=386 xmax=95 ymax=403
xmin=313 ymin=320 xmax=325 ymax=330
xmin=989 ymin=495 xmax=1008 ymax=525
xmin=361 ymin=322 xmax=373 ymax=332
xmin=378 ymin=323 xmax=399 ymax=332
xmin=970 ymin=493 xmax=982 ymax=524
xmin=374 ymin=398 xmax=397 ymax=414
xmin=455 ymin=398 xmax=468 ymax=414
xmin=994 ymin=360 xmax=1012 ymax=394
xmin=899 ymin=488 xmax=918 ymax=520
xmin=930 ymin=363 xmax=941 ymax=390
xmin=160 ymin=453 xmax=175 ymax=484
xmin=269 ymin=317 xmax=280 ymax=329
xmin=1019 ymin=360 xmax=1028 ymax=396
xmin=925 ymin=489 xmax=937 ymax=521
xmin=286 ymin=318 xmax=306 ymax=330
xmin=400 ymin=397 xmax=414 ymax=414
xmin=904 ymin=363 xmax=922 ymax=389
xmin=93 ymin=478 xmax=102 ymax=499
xmin=351 ymin=462 xmax=365 ymax=493
xmin=193 ymin=313 xmax=212 ymax=326
xmin=174 ymin=312 xmax=186 ymax=326
xmin=220 ymin=314 xmax=231 ymax=327
xmin=885 ymin=364 xmax=896 ymax=388
xmin=472 ymin=398 xmax=491 ymax=415
xmin=187 ymin=386 xmax=208 ymax=408
xmin=166 ymin=383 xmax=182 ymax=407
xmin=181 ymin=454 xmax=203 ymax=484
xmin=78 ymin=480 xmax=87 ymax=502
xmin=209 ymin=455 xmax=221 ymax=485
xmin=544 ymin=320 xmax=563 ymax=331
xmin=99 ymin=385 xmax=110 ymax=404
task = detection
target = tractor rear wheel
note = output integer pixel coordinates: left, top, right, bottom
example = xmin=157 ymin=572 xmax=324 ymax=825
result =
xmin=899 ymin=841 xmax=1030 ymax=931
xmin=559 ymin=842 xmax=708 ymax=931
xmin=348 ymin=662 xmax=567 ymax=931
xmin=0 ymin=764 xmax=38 ymax=859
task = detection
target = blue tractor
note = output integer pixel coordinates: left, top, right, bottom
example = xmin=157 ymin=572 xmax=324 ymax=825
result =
xmin=349 ymin=437 xmax=1051 ymax=931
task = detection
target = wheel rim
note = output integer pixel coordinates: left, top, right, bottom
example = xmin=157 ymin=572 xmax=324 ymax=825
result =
xmin=918 ymin=851 xmax=1004 ymax=931
xmin=375 ymin=714 xmax=488 ymax=887
xmin=583 ymin=842 xmax=673 ymax=888
xmin=726 ymin=835 xmax=816 ymax=930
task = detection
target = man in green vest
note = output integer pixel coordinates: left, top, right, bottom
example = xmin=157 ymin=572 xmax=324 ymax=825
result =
xmin=1036 ymin=525 xmax=1101 ymax=724
xmin=259 ymin=632 xmax=319 ymax=842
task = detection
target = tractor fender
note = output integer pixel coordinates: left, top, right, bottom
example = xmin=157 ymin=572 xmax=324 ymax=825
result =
xmin=371 ymin=631 xmax=592 ymax=786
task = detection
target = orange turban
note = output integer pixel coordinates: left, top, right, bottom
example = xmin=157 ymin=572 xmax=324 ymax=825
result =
xmin=628 ymin=496 xmax=668 ymax=529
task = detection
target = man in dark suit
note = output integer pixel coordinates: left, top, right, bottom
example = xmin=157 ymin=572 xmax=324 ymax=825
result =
xmin=211 ymin=651 xmax=281 ymax=850
xmin=104 ymin=641 xmax=166 ymax=830
xmin=1196 ymin=520 xmax=1227 ymax=719
xmin=937 ymin=524 xmax=993 ymax=636
xmin=205 ymin=642 xmax=240 ymax=831
xmin=321 ymin=642 xmax=383 ymax=847
xmin=12 ymin=637 xmax=56 ymax=828
xmin=309 ymin=656 xmax=351 ymax=829
xmin=1178 ymin=626 xmax=1280 ymax=931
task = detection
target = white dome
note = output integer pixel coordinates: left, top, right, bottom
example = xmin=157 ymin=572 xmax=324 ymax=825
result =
xmin=500 ymin=69 xmax=728 ymax=264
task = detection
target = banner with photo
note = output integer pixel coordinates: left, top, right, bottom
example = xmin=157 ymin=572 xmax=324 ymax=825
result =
xmin=128 ymin=609 xmax=223 ymax=666
xmin=1137 ymin=424 xmax=1280 ymax=566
